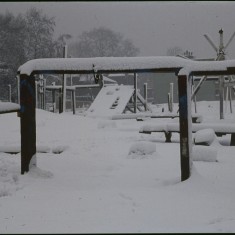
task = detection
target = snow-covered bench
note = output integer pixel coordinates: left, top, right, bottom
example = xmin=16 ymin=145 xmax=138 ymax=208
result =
xmin=139 ymin=122 xmax=235 ymax=146
xmin=0 ymin=102 xmax=20 ymax=114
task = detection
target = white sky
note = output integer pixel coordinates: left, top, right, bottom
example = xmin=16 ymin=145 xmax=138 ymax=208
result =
xmin=1 ymin=1 xmax=235 ymax=59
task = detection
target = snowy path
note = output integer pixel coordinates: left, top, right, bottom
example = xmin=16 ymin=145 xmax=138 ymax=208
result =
xmin=1 ymin=103 xmax=235 ymax=233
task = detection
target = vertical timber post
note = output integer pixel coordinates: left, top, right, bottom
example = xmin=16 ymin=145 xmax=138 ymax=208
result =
xmin=229 ymin=86 xmax=233 ymax=113
xmin=219 ymin=75 xmax=224 ymax=119
xmin=134 ymin=73 xmax=137 ymax=113
xmin=62 ymin=44 xmax=68 ymax=113
xmin=20 ymin=73 xmax=36 ymax=174
xmin=144 ymin=83 xmax=148 ymax=111
xmin=8 ymin=84 xmax=11 ymax=102
xmin=169 ymin=82 xmax=173 ymax=112
xmin=17 ymin=75 xmax=20 ymax=104
xmin=72 ymin=90 xmax=76 ymax=115
xmin=35 ymin=81 xmax=38 ymax=109
xmin=178 ymin=74 xmax=192 ymax=181
xmin=52 ymin=82 xmax=56 ymax=113
xmin=43 ymin=78 xmax=46 ymax=110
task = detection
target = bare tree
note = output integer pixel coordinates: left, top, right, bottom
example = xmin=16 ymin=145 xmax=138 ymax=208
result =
xmin=70 ymin=27 xmax=140 ymax=57
xmin=0 ymin=12 xmax=26 ymax=101
xmin=24 ymin=7 xmax=56 ymax=60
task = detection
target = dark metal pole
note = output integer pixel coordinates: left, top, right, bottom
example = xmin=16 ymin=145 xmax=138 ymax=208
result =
xmin=20 ymin=74 xmax=36 ymax=174
xmin=178 ymin=74 xmax=192 ymax=181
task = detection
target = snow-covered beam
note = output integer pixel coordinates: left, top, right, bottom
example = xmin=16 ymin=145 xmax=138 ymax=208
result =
xmin=18 ymin=56 xmax=188 ymax=76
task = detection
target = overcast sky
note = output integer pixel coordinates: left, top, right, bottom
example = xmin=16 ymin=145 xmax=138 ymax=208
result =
xmin=1 ymin=1 xmax=235 ymax=59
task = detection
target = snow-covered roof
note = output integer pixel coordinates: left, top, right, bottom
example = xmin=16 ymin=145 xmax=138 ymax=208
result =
xmin=18 ymin=56 xmax=235 ymax=77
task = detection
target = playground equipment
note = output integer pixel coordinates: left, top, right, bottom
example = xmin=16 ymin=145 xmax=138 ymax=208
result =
xmin=17 ymin=56 xmax=235 ymax=182
xmin=35 ymin=74 xmax=119 ymax=114
xmin=85 ymin=83 xmax=152 ymax=118
xmin=192 ymin=29 xmax=235 ymax=118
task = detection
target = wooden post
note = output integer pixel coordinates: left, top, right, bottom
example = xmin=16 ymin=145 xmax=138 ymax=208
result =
xmin=229 ymin=86 xmax=233 ymax=113
xmin=43 ymin=78 xmax=46 ymax=110
xmin=144 ymin=83 xmax=147 ymax=111
xmin=219 ymin=75 xmax=224 ymax=119
xmin=178 ymin=74 xmax=192 ymax=181
xmin=169 ymin=82 xmax=173 ymax=112
xmin=35 ymin=81 xmax=38 ymax=109
xmin=62 ymin=45 xmax=67 ymax=113
xmin=20 ymin=74 xmax=36 ymax=174
xmin=51 ymin=82 xmax=56 ymax=112
xmin=59 ymin=87 xmax=62 ymax=113
xmin=192 ymin=84 xmax=197 ymax=113
xmin=17 ymin=75 xmax=20 ymax=104
xmin=134 ymin=73 xmax=137 ymax=113
xmin=72 ymin=90 xmax=76 ymax=115
xmin=8 ymin=84 xmax=11 ymax=102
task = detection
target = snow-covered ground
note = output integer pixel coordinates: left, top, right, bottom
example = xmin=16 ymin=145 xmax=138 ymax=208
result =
xmin=1 ymin=101 xmax=235 ymax=233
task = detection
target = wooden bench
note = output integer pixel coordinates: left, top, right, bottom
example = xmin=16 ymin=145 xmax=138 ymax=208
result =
xmin=139 ymin=122 xmax=235 ymax=146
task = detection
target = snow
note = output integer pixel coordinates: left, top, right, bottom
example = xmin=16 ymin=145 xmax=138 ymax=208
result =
xmin=192 ymin=146 xmax=218 ymax=162
xmin=0 ymin=102 xmax=20 ymax=114
xmin=18 ymin=56 xmax=189 ymax=75
xmin=1 ymin=100 xmax=235 ymax=233
xmin=128 ymin=141 xmax=156 ymax=157
xmin=194 ymin=128 xmax=216 ymax=146
xmin=18 ymin=56 xmax=235 ymax=78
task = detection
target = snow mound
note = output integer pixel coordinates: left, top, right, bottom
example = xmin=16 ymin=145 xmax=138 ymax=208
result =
xmin=52 ymin=145 xmax=69 ymax=154
xmin=128 ymin=141 xmax=156 ymax=158
xmin=0 ymin=156 xmax=21 ymax=197
xmin=194 ymin=128 xmax=217 ymax=146
xmin=192 ymin=145 xmax=218 ymax=162
xmin=97 ymin=120 xmax=117 ymax=129
xmin=28 ymin=166 xmax=53 ymax=179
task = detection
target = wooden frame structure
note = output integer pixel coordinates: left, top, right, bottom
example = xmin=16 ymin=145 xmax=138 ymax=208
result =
xmin=17 ymin=56 xmax=235 ymax=181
